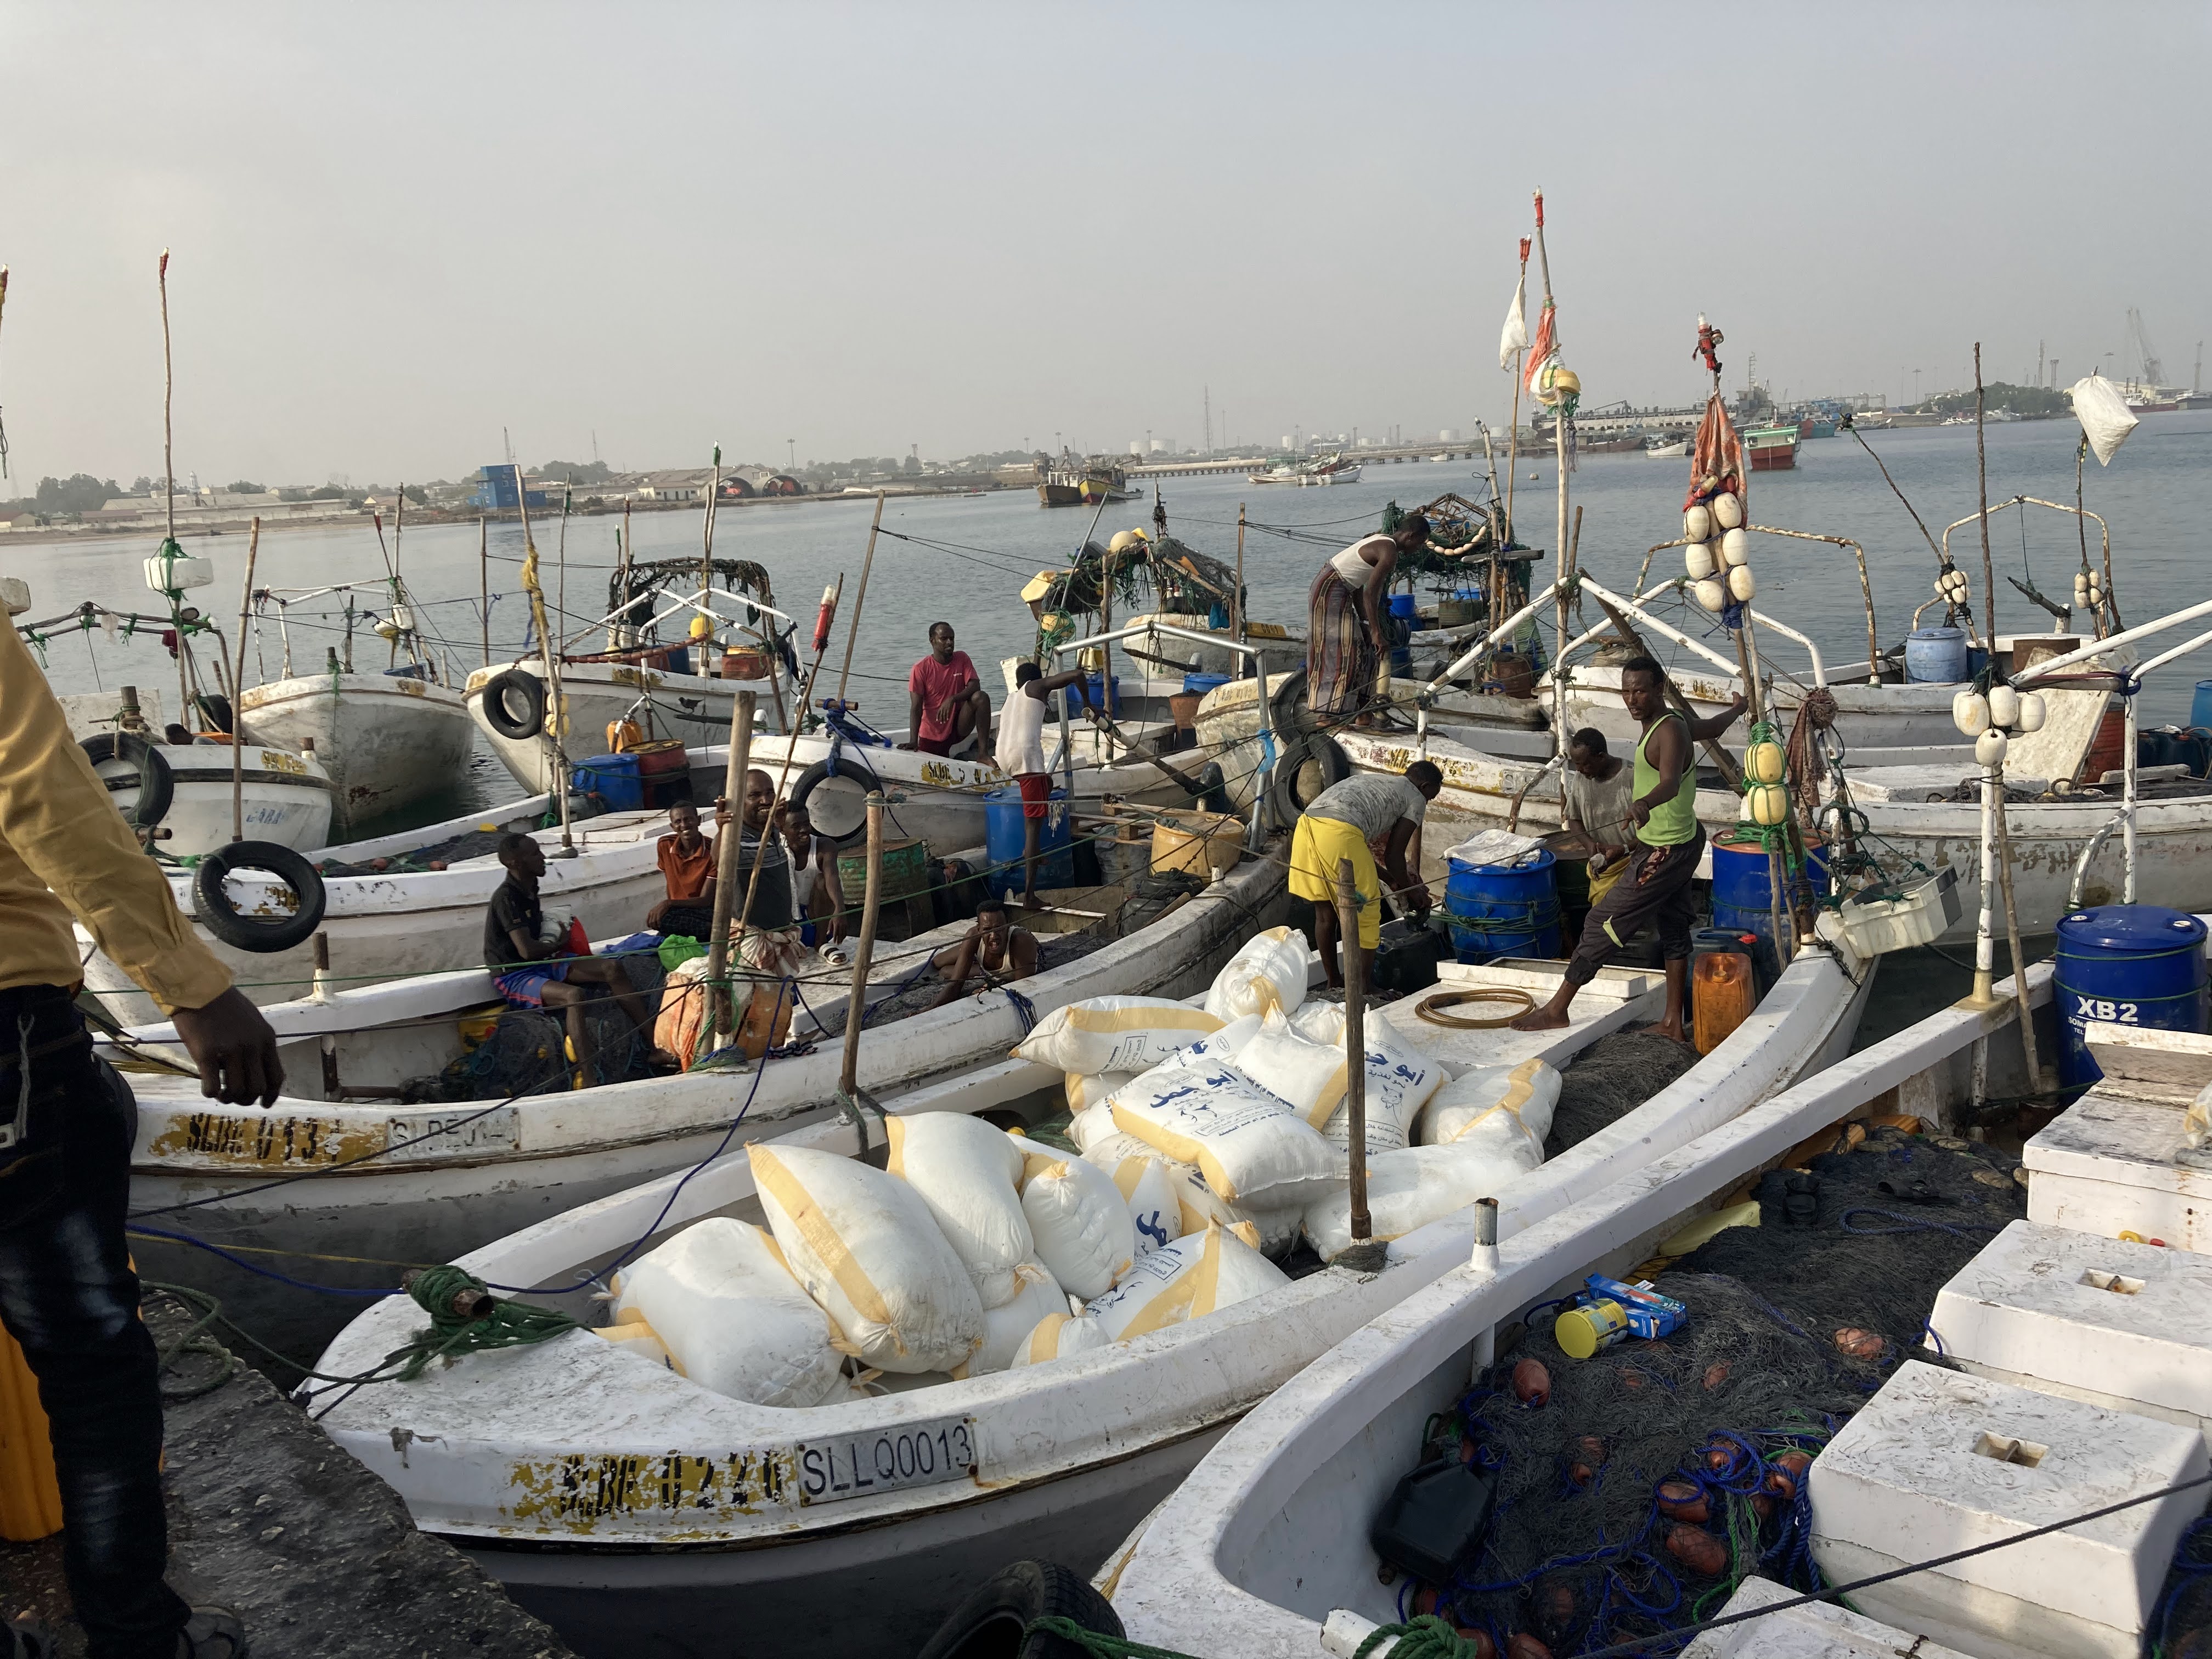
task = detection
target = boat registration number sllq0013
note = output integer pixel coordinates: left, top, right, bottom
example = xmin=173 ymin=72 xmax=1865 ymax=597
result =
xmin=794 ymin=1415 xmax=978 ymax=1506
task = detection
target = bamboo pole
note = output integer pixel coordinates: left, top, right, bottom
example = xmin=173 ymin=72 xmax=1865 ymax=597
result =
xmin=704 ymin=691 xmax=758 ymax=1035
xmin=1530 ymin=192 xmax=1572 ymax=810
xmin=615 ymin=500 xmax=634 ymax=652
xmin=515 ymin=482 xmax=574 ymax=855
xmin=1335 ymin=855 xmax=1381 ymax=1271
xmin=838 ymin=792 xmax=887 ymax=1099
xmin=556 ymin=486 xmax=571 ymax=649
xmin=835 ymin=493 xmax=887 ymax=704
xmin=478 ymin=517 xmax=490 ymax=668
xmin=156 ymin=249 xmax=192 ymax=726
xmin=229 ymin=517 xmax=261 ymax=844
xmin=1233 ymin=503 xmax=1246 ymax=648
xmin=1975 ymin=346 xmax=1997 ymax=649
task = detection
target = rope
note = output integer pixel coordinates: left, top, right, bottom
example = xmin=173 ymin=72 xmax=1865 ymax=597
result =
xmin=1414 ymin=988 xmax=1536 ymax=1029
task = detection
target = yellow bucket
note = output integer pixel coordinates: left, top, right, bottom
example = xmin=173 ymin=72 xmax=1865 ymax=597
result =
xmin=1150 ymin=810 xmax=1245 ymax=880
xmin=0 ymin=1324 xmax=63 ymax=1542
xmin=1554 ymin=1298 xmax=1631 ymax=1361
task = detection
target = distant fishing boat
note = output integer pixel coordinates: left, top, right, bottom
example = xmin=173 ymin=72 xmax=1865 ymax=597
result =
xmin=1798 ymin=413 xmax=1838 ymax=438
xmin=1743 ymin=422 xmax=1800 ymax=470
xmin=1643 ymin=435 xmax=1688 ymax=458
xmin=1038 ymin=461 xmax=1132 ymax=507
xmin=1249 ymin=453 xmax=1362 ymax=486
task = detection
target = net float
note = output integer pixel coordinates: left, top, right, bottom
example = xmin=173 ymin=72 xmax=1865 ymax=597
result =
xmin=1747 ymin=782 xmax=1790 ymax=827
xmin=1454 ymin=1633 xmax=1497 ymax=1659
xmin=1683 ymin=504 xmax=1713 ymax=543
xmin=1702 ymin=1362 xmax=1730 ymax=1390
xmin=1505 ymin=1635 xmax=1553 ymax=1659
xmin=1766 ymin=1449 xmax=1813 ymax=1500
xmin=1987 ymin=684 xmax=2020 ymax=728
xmin=1711 ymin=491 xmax=1743 ymax=529
xmin=1655 ymin=1478 xmax=1708 ymax=1522
xmin=1684 ymin=543 xmax=1716 ymax=580
xmin=1952 ymin=690 xmax=1990 ymax=737
xmin=1719 ymin=528 xmax=1749 ymax=568
xmin=1512 ymin=1357 xmax=1552 ymax=1406
xmin=812 ymin=583 xmax=839 ymax=653
xmin=1746 ymin=740 xmax=1786 ymax=785
xmin=1694 ymin=577 xmax=1728 ymax=613
xmin=1664 ymin=1523 xmax=1729 ymax=1577
xmin=1976 ymin=727 xmax=2010 ymax=768
xmin=2017 ymin=691 xmax=2047 ymax=732
xmin=1833 ymin=1327 xmax=1887 ymax=1360
xmin=1413 ymin=1586 xmax=1439 ymax=1616
xmin=1726 ymin=565 xmax=1755 ymax=602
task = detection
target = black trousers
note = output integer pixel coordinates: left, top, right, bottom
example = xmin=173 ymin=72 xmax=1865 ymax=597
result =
xmin=1563 ymin=828 xmax=1706 ymax=988
xmin=0 ymin=986 xmax=189 ymax=1658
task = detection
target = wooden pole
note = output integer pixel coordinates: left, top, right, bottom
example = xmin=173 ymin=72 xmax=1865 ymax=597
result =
xmin=515 ymin=482 xmax=574 ymax=854
xmin=159 ymin=250 xmax=174 ymax=552
xmin=1335 ymin=855 xmax=1375 ymax=1263
xmin=731 ymin=578 xmax=843 ymax=964
xmin=834 ymin=492 xmax=887 ymax=704
xmin=1974 ymin=345 xmax=1996 ymax=651
xmin=1233 ymin=503 xmax=1246 ymax=648
xmin=556 ymin=486 xmax=571 ymax=651
xmin=704 ymin=690 xmax=758 ymax=1034
xmin=230 ymin=517 xmax=261 ymax=844
xmin=478 ymin=517 xmax=490 ymax=668
xmin=838 ymin=792 xmax=887 ymax=1098
xmin=613 ymin=501 xmax=635 ymax=652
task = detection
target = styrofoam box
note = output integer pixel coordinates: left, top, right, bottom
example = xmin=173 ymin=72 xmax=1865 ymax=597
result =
xmin=1809 ymin=1360 xmax=2208 ymax=1659
xmin=1936 ymin=1220 xmax=2212 ymax=1448
xmin=2025 ymin=1092 xmax=2211 ymax=1255
xmin=1684 ymin=1575 xmax=1977 ymax=1657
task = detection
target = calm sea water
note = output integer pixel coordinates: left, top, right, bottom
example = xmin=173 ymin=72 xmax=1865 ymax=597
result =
xmin=12 ymin=410 xmax=2211 ymax=838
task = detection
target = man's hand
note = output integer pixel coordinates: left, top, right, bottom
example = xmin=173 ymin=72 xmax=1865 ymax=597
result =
xmin=1624 ymin=799 xmax=1652 ymax=832
xmin=170 ymin=988 xmax=283 ymax=1108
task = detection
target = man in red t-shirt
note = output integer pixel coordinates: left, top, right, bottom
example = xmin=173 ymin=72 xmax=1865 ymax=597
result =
xmin=905 ymin=620 xmax=992 ymax=756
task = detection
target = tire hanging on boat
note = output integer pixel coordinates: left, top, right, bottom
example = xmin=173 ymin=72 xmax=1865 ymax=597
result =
xmin=80 ymin=732 xmax=175 ymax=828
xmin=191 ymin=839 xmax=328 ymax=954
xmin=787 ymin=754 xmax=885 ymax=845
xmin=913 ymin=1560 xmax=1126 ymax=1659
xmin=1268 ymin=733 xmax=1351 ymax=822
xmin=479 ymin=668 xmax=546 ymax=741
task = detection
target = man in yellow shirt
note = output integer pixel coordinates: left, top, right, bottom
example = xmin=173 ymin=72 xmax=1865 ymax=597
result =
xmin=0 ymin=602 xmax=280 ymax=1659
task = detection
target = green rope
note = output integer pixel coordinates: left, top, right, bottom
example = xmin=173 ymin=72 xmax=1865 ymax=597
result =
xmin=390 ymin=1265 xmax=580 ymax=1383
xmin=1025 ymin=1616 xmax=1201 ymax=1659
xmin=1352 ymin=1614 xmax=1491 ymax=1659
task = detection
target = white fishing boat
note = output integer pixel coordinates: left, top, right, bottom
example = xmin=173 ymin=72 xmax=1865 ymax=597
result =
xmin=1250 ymin=455 xmax=1362 ymax=487
xmin=83 ymin=732 xmax=336 ymax=857
xmin=240 ymin=670 xmax=474 ymax=827
xmin=1645 ymin=435 xmax=1689 ymax=458
xmin=119 ymin=849 xmax=1290 ymax=1362
xmin=1098 ymin=956 xmax=2065 ymax=1659
xmin=309 ymin=931 xmax=1876 ymax=1658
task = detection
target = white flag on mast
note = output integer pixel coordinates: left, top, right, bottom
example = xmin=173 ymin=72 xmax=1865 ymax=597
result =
xmin=1498 ymin=273 xmax=1529 ymax=369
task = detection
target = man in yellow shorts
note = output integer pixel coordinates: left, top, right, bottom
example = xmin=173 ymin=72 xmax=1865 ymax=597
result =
xmin=1290 ymin=761 xmax=1442 ymax=991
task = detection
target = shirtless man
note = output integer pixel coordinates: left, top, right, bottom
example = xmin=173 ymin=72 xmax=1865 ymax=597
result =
xmin=927 ymin=894 xmax=1039 ymax=1008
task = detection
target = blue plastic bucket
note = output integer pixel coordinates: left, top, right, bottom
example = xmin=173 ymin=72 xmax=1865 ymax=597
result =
xmin=1444 ymin=848 xmax=1561 ymax=963
xmin=1710 ymin=833 xmax=1830 ymax=943
xmin=1183 ymin=672 xmax=1231 ymax=697
xmin=2192 ymin=681 xmax=2212 ymax=730
xmin=985 ymin=785 xmax=1071 ymax=896
xmin=572 ymin=753 xmax=644 ymax=811
xmin=1904 ymin=626 xmax=1969 ymax=684
xmin=2052 ymin=905 xmax=2210 ymax=1088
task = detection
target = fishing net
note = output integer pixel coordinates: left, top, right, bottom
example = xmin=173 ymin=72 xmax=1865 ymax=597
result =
xmin=411 ymin=951 xmax=668 ymax=1100
xmin=1543 ymin=1031 xmax=1701 ymax=1159
xmin=1394 ymin=1124 xmax=2028 ymax=1656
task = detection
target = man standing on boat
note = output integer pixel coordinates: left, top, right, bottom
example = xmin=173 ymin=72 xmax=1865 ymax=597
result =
xmin=1307 ymin=514 xmax=1430 ymax=727
xmin=905 ymin=622 xmax=992 ymax=757
xmin=1514 ymin=656 xmax=1735 ymax=1042
xmin=996 ymin=659 xmax=1093 ymax=907
xmin=1290 ymin=763 xmax=1442 ymax=992
xmin=0 ymin=602 xmax=281 ymax=1659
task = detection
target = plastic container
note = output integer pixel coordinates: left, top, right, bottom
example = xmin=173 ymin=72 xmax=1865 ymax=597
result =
xmin=1904 ymin=625 xmax=1970 ymax=684
xmin=1692 ymin=924 xmax=1779 ymax=999
xmin=1183 ymin=671 xmax=1231 ymax=698
xmin=1692 ymin=948 xmax=1756 ymax=1056
xmin=1149 ymin=809 xmax=1243 ymax=881
xmin=720 ymin=648 xmax=770 ymax=680
xmin=1554 ymin=1297 xmax=1631 ymax=1360
xmin=837 ymin=836 xmax=930 ymax=902
xmin=1388 ymin=593 xmax=1420 ymax=621
xmin=0 ymin=1324 xmax=62 ymax=1541
xmin=2182 ymin=728 xmax=2212 ymax=778
xmin=1080 ymin=674 xmax=1121 ymax=716
xmin=571 ymin=752 xmax=644 ymax=811
xmin=1444 ymin=848 xmax=1561 ymax=963
xmin=1369 ymin=1457 xmax=1498 ymax=1584
xmin=1709 ymin=834 xmax=1829 ymax=943
xmin=985 ymin=785 xmax=1071 ymax=895
xmin=2193 ymin=681 xmax=2212 ymax=731
xmin=2051 ymin=905 xmax=2210 ymax=1088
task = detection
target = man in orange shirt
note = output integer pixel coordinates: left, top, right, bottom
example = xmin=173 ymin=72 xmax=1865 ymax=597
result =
xmin=648 ymin=801 xmax=716 ymax=938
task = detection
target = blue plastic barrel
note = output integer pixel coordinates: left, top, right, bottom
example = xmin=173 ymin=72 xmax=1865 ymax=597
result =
xmin=1444 ymin=848 xmax=1561 ymax=963
xmin=1388 ymin=593 xmax=1419 ymax=620
xmin=2193 ymin=682 xmax=2212 ymax=730
xmin=1184 ymin=671 xmax=1231 ymax=697
xmin=1080 ymin=674 xmax=1121 ymax=716
xmin=1710 ymin=833 xmax=1830 ymax=943
xmin=985 ymin=785 xmax=1072 ymax=896
xmin=2052 ymin=905 xmax=2210 ymax=1088
xmin=1904 ymin=626 xmax=1969 ymax=684
xmin=572 ymin=753 xmax=644 ymax=811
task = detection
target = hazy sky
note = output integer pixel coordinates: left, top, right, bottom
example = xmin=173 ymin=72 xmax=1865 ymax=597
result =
xmin=2 ymin=4 xmax=2205 ymax=487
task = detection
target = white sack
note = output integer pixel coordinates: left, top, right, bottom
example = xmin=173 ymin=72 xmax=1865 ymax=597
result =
xmin=1012 ymin=996 xmax=1224 ymax=1074
xmin=1101 ymin=1154 xmax=1181 ymax=1256
xmin=1109 ymin=1051 xmax=1342 ymax=1204
xmin=1419 ymin=1058 xmax=1560 ymax=1154
xmin=884 ymin=1113 xmax=1032 ymax=1308
xmin=1203 ymin=926 xmax=1310 ymax=1023
xmin=1086 ymin=1223 xmax=1290 ymax=1342
xmin=611 ymin=1217 xmax=846 ymax=1407
xmin=956 ymin=1261 xmax=1065 ymax=1377
xmin=592 ymin=1321 xmax=674 ymax=1371
xmin=1241 ymin=1202 xmax=1306 ymax=1260
xmin=1302 ymin=1142 xmax=1536 ymax=1262
xmin=1065 ymin=1071 xmax=1139 ymax=1115
xmin=1008 ymin=1312 xmax=1112 ymax=1369
xmin=748 ymin=1143 xmax=985 ymax=1374
xmin=1235 ymin=1008 xmax=1443 ymax=1155
xmin=1019 ymin=1150 xmax=1138 ymax=1298
xmin=2069 ymin=374 xmax=2140 ymax=466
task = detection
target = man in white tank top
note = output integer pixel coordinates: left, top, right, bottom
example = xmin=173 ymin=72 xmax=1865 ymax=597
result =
xmin=997 ymin=659 xmax=1093 ymax=906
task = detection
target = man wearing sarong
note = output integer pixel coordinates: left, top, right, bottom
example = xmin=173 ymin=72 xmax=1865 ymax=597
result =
xmin=1306 ymin=514 xmax=1431 ymax=725
xmin=1514 ymin=656 xmax=1739 ymax=1043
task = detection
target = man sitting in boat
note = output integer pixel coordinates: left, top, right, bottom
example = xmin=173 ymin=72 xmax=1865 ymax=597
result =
xmin=486 ymin=833 xmax=659 ymax=1077
xmin=1513 ymin=656 xmax=1737 ymax=1042
xmin=1290 ymin=764 xmax=1442 ymax=992
xmin=646 ymin=800 xmax=716 ymax=940
xmin=927 ymin=894 xmax=1039 ymax=1008
xmin=997 ymin=659 xmax=1093 ymax=906
xmin=1307 ymin=514 xmax=1430 ymax=728
xmin=1564 ymin=728 xmax=1637 ymax=905
xmin=777 ymin=799 xmax=847 ymax=953
xmin=904 ymin=620 xmax=992 ymax=757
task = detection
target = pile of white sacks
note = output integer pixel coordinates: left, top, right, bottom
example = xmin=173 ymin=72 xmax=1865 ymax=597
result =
xmin=596 ymin=927 xmax=1560 ymax=1407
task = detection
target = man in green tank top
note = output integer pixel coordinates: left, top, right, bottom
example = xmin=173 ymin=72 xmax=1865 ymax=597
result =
xmin=1514 ymin=655 xmax=1740 ymax=1043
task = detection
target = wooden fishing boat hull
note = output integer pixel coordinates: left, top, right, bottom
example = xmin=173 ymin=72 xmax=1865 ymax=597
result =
xmin=1103 ymin=961 xmax=2047 ymax=1659
xmin=92 ymin=741 xmax=336 ymax=858
xmin=311 ymin=940 xmax=1872 ymax=1659
xmin=1037 ymin=482 xmax=1085 ymax=507
xmin=239 ymin=672 xmax=476 ymax=826
xmin=123 ymin=853 xmax=1291 ymax=1361
xmin=466 ymin=657 xmax=748 ymax=794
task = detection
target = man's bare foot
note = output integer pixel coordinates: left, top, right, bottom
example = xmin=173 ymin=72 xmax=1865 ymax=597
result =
xmin=1510 ymin=1007 xmax=1572 ymax=1032
xmin=1649 ymin=1019 xmax=1691 ymax=1045
xmin=1019 ymin=891 xmax=1041 ymax=910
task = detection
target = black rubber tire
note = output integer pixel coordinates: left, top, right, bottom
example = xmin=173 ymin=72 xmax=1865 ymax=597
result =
xmin=1268 ymin=733 xmax=1351 ymax=822
xmin=193 ymin=692 xmax=234 ymax=736
xmin=1268 ymin=665 xmax=1318 ymax=737
xmin=913 ymin=1560 xmax=1125 ymax=1659
xmin=80 ymin=732 xmax=175 ymax=828
xmin=479 ymin=668 xmax=546 ymax=741
xmin=788 ymin=755 xmax=885 ymax=846
xmin=192 ymin=840 xmax=328 ymax=955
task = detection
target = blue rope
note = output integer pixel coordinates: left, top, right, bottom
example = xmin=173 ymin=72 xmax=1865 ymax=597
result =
xmin=1838 ymin=1206 xmax=2001 ymax=1244
xmin=127 ymin=1225 xmax=399 ymax=1297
